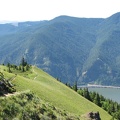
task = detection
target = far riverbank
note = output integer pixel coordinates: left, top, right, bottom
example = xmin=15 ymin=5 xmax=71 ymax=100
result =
xmin=78 ymin=84 xmax=120 ymax=89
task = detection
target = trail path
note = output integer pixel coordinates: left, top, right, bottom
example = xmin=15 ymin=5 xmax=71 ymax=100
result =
xmin=2 ymin=90 xmax=30 ymax=98
xmin=4 ymin=92 xmax=20 ymax=97
xmin=9 ymin=74 xmax=17 ymax=81
xmin=32 ymin=66 xmax=38 ymax=80
xmin=1 ymin=67 xmax=38 ymax=98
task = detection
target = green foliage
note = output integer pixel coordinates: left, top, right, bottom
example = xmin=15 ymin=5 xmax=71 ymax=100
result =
xmin=5 ymin=61 xmax=31 ymax=75
xmin=93 ymin=93 xmax=101 ymax=107
xmin=0 ymin=65 xmax=112 ymax=119
xmin=1 ymin=13 xmax=120 ymax=85
xmin=77 ymin=88 xmax=120 ymax=119
xmin=72 ymin=81 xmax=78 ymax=91
xmin=3 ymin=102 xmax=20 ymax=117
xmin=21 ymin=57 xmax=29 ymax=72
xmin=0 ymin=72 xmax=16 ymax=95
xmin=0 ymin=16 xmax=103 ymax=85
xmin=0 ymin=91 xmax=80 ymax=120
xmin=77 ymin=88 xmax=91 ymax=101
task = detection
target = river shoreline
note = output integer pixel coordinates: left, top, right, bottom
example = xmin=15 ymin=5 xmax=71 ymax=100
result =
xmin=78 ymin=84 xmax=120 ymax=89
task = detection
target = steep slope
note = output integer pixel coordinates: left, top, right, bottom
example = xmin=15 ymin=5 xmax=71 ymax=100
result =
xmin=81 ymin=12 xmax=120 ymax=85
xmin=0 ymin=16 xmax=103 ymax=84
xmin=0 ymin=65 xmax=112 ymax=119
xmin=1 ymin=13 xmax=120 ymax=85
xmin=0 ymin=91 xmax=80 ymax=119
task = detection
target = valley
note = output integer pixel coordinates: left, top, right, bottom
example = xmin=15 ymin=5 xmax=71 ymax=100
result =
xmin=0 ymin=12 xmax=120 ymax=85
xmin=1 ymin=12 xmax=120 ymax=119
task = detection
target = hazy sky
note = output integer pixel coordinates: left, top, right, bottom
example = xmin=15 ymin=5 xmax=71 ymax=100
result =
xmin=0 ymin=0 xmax=120 ymax=22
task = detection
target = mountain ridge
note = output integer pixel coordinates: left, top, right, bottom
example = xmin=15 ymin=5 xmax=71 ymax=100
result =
xmin=0 ymin=12 xmax=120 ymax=85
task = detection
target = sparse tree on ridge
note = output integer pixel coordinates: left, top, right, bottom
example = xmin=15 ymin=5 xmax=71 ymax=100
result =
xmin=21 ymin=57 xmax=27 ymax=72
xmin=22 ymin=57 xmax=25 ymax=66
xmin=7 ymin=63 xmax=11 ymax=73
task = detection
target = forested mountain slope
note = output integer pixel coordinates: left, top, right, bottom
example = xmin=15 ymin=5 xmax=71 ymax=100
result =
xmin=81 ymin=12 xmax=120 ymax=85
xmin=0 ymin=12 xmax=120 ymax=85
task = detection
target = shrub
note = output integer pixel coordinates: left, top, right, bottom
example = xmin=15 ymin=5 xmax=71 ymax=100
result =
xmin=3 ymin=103 xmax=20 ymax=118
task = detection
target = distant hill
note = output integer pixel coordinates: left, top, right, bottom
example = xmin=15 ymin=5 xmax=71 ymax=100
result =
xmin=0 ymin=12 xmax=120 ymax=85
xmin=0 ymin=65 xmax=112 ymax=119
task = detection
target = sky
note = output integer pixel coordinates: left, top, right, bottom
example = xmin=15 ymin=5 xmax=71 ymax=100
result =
xmin=0 ymin=0 xmax=120 ymax=22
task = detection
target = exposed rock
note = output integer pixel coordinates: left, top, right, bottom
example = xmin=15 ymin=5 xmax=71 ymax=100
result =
xmin=87 ymin=111 xmax=101 ymax=120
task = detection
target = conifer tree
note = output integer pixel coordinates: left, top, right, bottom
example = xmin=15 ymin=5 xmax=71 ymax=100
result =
xmin=7 ymin=63 xmax=11 ymax=73
xmin=73 ymin=81 xmax=78 ymax=91
xmin=83 ymin=88 xmax=91 ymax=100
xmin=21 ymin=57 xmax=26 ymax=72
xmin=93 ymin=93 xmax=101 ymax=107
xmin=22 ymin=57 xmax=25 ymax=66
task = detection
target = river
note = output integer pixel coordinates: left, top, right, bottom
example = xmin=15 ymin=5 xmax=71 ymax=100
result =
xmin=88 ymin=87 xmax=120 ymax=104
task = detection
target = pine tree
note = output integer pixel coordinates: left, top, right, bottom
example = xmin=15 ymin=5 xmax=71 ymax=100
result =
xmin=73 ymin=81 xmax=78 ymax=91
xmin=7 ymin=63 xmax=11 ymax=73
xmin=108 ymin=103 xmax=115 ymax=115
xmin=93 ymin=93 xmax=101 ymax=107
xmin=89 ymin=91 xmax=96 ymax=102
xmin=83 ymin=88 xmax=91 ymax=100
xmin=22 ymin=57 xmax=25 ymax=66
xmin=21 ymin=57 xmax=26 ymax=72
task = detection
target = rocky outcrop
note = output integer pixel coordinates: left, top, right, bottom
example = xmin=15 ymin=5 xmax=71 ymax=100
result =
xmin=87 ymin=111 xmax=101 ymax=120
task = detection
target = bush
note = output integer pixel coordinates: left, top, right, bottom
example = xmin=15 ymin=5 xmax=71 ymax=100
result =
xmin=3 ymin=103 xmax=20 ymax=118
xmin=0 ymin=92 xmax=80 ymax=119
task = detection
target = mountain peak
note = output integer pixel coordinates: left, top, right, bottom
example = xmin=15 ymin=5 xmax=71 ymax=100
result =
xmin=110 ymin=12 xmax=120 ymax=17
xmin=107 ymin=12 xmax=120 ymax=24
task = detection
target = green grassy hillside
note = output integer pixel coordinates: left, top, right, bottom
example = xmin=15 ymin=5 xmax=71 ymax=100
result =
xmin=0 ymin=65 xmax=112 ymax=119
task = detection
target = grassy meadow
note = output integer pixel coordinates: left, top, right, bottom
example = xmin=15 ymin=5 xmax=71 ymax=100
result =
xmin=0 ymin=65 xmax=112 ymax=119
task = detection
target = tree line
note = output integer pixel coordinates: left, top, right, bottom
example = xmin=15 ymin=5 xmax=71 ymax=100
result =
xmin=77 ymin=88 xmax=120 ymax=120
xmin=0 ymin=57 xmax=31 ymax=95
xmin=6 ymin=57 xmax=31 ymax=73
xmin=65 ymin=81 xmax=120 ymax=119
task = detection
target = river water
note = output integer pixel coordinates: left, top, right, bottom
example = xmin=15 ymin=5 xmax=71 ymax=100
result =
xmin=88 ymin=88 xmax=120 ymax=104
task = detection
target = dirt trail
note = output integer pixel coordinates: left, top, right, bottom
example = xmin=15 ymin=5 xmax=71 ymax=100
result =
xmin=2 ymin=90 xmax=30 ymax=98
xmin=32 ymin=66 xmax=38 ymax=80
xmin=9 ymin=74 xmax=17 ymax=81
xmin=4 ymin=92 xmax=20 ymax=97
